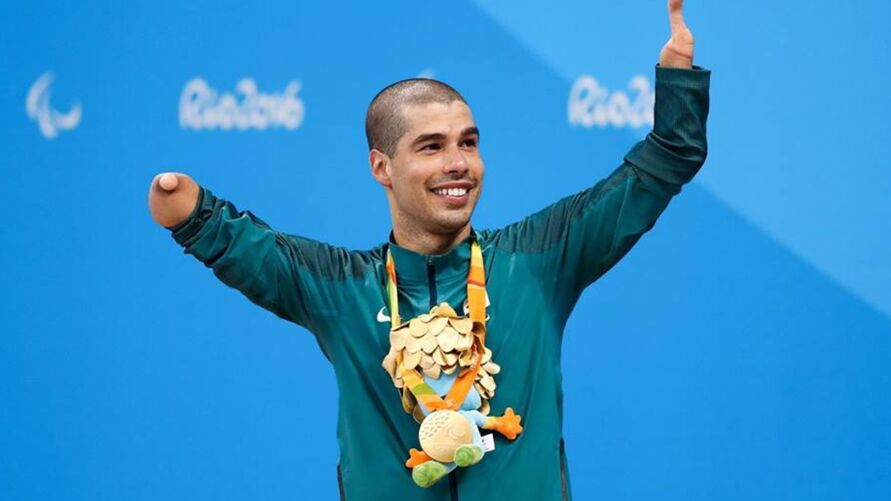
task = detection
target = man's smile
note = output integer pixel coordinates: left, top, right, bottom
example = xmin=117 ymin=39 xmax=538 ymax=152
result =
xmin=432 ymin=187 xmax=468 ymax=197
xmin=429 ymin=181 xmax=474 ymax=206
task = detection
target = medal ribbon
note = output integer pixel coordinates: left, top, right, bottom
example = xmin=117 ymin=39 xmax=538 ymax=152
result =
xmin=386 ymin=240 xmax=487 ymax=411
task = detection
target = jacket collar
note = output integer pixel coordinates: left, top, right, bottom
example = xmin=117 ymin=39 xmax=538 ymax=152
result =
xmin=386 ymin=228 xmax=481 ymax=284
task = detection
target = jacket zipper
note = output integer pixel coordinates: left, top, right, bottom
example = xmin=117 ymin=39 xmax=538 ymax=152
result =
xmin=337 ymin=463 xmax=346 ymax=500
xmin=427 ymin=260 xmax=460 ymax=501
xmin=560 ymin=439 xmax=569 ymax=501
xmin=426 ymin=260 xmax=437 ymax=308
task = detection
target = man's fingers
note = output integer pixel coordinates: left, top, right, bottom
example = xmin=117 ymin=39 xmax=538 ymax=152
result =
xmin=668 ymin=0 xmax=686 ymax=35
xmin=156 ymin=172 xmax=179 ymax=192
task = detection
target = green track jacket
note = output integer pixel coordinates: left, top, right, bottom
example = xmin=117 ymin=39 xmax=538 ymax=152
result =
xmin=169 ymin=65 xmax=711 ymax=500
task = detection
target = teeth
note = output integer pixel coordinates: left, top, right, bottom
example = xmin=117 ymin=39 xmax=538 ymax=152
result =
xmin=434 ymin=188 xmax=468 ymax=197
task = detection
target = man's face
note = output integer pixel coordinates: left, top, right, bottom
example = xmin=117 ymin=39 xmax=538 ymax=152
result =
xmin=382 ymin=100 xmax=484 ymax=237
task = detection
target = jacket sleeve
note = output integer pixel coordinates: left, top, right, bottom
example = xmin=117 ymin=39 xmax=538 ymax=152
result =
xmin=497 ymin=65 xmax=710 ymax=309
xmin=168 ymin=186 xmax=349 ymax=335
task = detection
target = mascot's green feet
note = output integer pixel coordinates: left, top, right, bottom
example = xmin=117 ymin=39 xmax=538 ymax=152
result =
xmin=411 ymin=445 xmax=484 ymax=487
xmin=454 ymin=444 xmax=484 ymax=467
xmin=412 ymin=461 xmax=448 ymax=488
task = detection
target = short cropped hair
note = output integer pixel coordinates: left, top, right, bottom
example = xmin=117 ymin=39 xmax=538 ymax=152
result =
xmin=365 ymin=78 xmax=467 ymax=158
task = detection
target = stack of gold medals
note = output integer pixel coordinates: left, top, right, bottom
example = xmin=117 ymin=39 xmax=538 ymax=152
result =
xmin=381 ymin=302 xmax=501 ymax=423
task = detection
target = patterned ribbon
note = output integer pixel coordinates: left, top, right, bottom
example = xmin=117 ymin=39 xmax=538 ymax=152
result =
xmin=386 ymin=239 xmax=487 ymax=411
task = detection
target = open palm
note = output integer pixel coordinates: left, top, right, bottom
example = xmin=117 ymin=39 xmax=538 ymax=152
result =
xmin=659 ymin=0 xmax=695 ymax=68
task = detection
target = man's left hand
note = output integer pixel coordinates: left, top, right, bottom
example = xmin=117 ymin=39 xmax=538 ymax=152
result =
xmin=659 ymin=0 xmax=695 ymax=68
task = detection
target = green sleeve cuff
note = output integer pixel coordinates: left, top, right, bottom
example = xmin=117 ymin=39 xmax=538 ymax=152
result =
xmin=623 ymin=64 xmax=711 ymax=186
xmin=169 ymin=185 xmax=214 ymax=247
xmin=654 ymin=64 xmax=712 ymax=86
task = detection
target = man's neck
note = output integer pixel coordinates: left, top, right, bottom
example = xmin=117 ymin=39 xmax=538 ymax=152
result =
xmin=391 ymin=224 xmax=472 ymax=255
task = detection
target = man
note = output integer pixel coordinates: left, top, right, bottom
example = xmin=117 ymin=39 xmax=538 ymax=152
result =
xmin=148 ymin=1 xmax=708 ymax=498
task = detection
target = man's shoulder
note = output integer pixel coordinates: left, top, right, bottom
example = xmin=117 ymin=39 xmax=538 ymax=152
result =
xmin=278 ymin=233 xmax=386 ymax=281
xmin=473 ymin=193 xmax=579 ymax=255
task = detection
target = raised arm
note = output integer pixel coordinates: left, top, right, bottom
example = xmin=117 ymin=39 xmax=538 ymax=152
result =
xmin=560 ymin=0 xmax=707 ymax=296
xmin=490 ymin=0 xmax=709 ymax=314
xmin=148 ymin=172 xmax=347 ymax=339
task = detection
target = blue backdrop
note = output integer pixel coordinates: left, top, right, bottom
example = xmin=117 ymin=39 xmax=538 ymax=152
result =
xmin=2 ymin=1 xmax=889 ymax=500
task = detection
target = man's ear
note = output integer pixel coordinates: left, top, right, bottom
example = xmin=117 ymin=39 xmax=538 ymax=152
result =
xmin=369 ymin=149 xmax=393 ymax=188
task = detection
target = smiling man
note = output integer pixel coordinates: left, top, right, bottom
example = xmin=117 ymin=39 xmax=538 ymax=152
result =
xmin=366 ymin=79 xmax=483 ymax=255
xmin=149 ymin=1 xmax=709 ymax=499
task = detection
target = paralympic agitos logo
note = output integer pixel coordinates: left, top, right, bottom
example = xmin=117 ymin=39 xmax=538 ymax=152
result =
xmin=26 ymin=72 xmax=82 ymax=139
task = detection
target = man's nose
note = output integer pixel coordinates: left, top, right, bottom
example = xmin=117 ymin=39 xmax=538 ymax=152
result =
xmin=444 ymin=146 xmax=469 ymax=175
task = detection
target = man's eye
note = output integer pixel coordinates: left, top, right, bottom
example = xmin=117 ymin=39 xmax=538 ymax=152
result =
xmin=462 ymin=139 xmax=478 ymax=148
xmin=421 ymin=144 xmax=440 ymax=151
